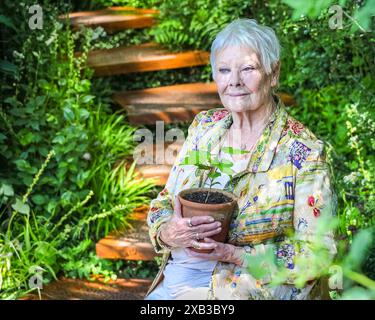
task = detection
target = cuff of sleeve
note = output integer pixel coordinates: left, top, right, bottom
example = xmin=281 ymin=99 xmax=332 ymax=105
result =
xmin=156 ymin=223 xmax=173 ymax=251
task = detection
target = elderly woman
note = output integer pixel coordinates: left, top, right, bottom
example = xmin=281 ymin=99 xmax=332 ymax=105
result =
xmin=145 ymin=19 xmax=336 ymax=300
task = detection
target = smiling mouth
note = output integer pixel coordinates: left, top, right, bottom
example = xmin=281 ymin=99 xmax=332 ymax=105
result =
xmin=228 ymin=93 xmax=249 ymax=97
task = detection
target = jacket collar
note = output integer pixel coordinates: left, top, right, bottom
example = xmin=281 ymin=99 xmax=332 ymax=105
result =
xmin=206 ymin=95 xmax=288 ymax=174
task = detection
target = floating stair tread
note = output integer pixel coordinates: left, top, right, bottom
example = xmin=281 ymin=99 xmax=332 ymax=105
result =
xmin=60 ymin=6 xmax=158 ymax=32
xmin=113 ymin=82 xmax=221 ymax=106
xmin=130 ymin=140 xmax=183 ymax=185
xmin=21 ymin=277 xmax=152 ymax=300
xmin=135 ymin=164 xmax=173 ymax=186
xmin=128 ymin=204 xmax=150 ymax=221
xmin=96 ymin=220 xmax=159 ymax=261
xmin=86 ymin=43 xmax=210 ymax=76
xmin=113 ymin=83 xmax=295 ymax=125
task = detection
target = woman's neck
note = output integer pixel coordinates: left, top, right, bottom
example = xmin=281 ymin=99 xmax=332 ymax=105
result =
xmin=230 ymin=99 xmax=275 ymax=134
xmin=223 ymin=98 xmax=276 ymax=153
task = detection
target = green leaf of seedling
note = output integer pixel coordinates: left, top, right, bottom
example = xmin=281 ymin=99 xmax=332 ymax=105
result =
xmin=208 ymin=171 xmax=221 ymax=180
xmin=220 ymin=167 xmax=234 ymax=175
xmin=11 ymin=198 xmax=30 ymax=215
xmin=182 ymin=150 xmax=211 ymax=166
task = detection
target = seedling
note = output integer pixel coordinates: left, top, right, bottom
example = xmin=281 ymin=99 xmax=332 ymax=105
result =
xmin=181 ymin=143 xmax=250 ymax=203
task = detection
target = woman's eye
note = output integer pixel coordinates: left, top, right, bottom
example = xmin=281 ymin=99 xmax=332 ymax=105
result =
xmin=242 ymin=66 xmax=255 ymax=72
xmin=218 ymin=68 xmax=230 ymax=73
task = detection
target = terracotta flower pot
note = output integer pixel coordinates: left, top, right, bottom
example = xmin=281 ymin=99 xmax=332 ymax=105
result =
xmin=178 ymin=187 xmax=237 ymax=253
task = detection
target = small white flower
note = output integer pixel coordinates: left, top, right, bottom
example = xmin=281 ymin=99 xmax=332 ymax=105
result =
xmin=82 ymin=152 xmax=91 ymax=161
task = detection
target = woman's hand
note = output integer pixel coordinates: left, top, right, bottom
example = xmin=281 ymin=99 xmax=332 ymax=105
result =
xmin=186 ymin=238 xmax=245 ymax=266
xmin=159 ymin=196 xmax=222 ymax=251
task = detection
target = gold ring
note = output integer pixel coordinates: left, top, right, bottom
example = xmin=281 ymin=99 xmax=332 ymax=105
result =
xmin=192 ymin=241 xmax=200 ymax=249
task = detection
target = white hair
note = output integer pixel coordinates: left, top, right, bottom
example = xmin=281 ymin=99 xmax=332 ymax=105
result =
xmin=210 ymin=18 xmax=280 ymax=78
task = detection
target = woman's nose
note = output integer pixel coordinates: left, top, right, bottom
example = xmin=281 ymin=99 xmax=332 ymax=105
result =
xmin=229 ymin=70 xmax=242 ymax=87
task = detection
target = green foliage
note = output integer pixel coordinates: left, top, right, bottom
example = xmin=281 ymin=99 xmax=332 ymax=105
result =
xmin=245 ymin=217 xmax=375 ymax=299
xmin=182 ymin=145 xmax=249 ymax=190
xmin=1 ymin=0 xmax=374 ymax=299
xmin=0 ymin=0 xmax=155 ymax=298
xmin=149 ymin=0 xmax=251 ymax=51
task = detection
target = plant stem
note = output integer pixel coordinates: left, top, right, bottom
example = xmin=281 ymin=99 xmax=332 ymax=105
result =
xmin=345 ymin=270 xmax=375 ymax=290
xmin=204 ymin=167 xmax=216 ymax=203
xmin=204 ymin=190 xmax=210 ymax=204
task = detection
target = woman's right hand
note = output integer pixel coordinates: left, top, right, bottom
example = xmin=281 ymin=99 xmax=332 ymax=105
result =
xmin=159 ymin=196 xmax=222 ymax=250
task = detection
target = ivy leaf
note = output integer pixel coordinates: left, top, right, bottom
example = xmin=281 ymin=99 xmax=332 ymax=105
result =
xmin=32 ymin=194 xmax=47 ymax=205
xmin=81 ymin=95 xmax=95 ymax=104
xmin=0 ymin=183 xmax=14 ymax=196
xmin=79 ymin=108 xmax=90 ymax=120
xmin=0 ymin=60 xmax=18 ymax=76
xmin=11 ymin=198 xmax=30 ymax=215
xmin=63 ymin=107 xmax=75 ymax=121
xmin=0 ymin=14 xmax=17 ymax=31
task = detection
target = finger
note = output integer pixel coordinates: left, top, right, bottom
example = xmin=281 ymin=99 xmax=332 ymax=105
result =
xmin=203 ymin=237 xmax=220 ymax=244
xmin=174 ymin=195 xmax=182 ymax=218
xmin=190 ymin=240 xmax=217 ymax=250
xmin=198 ymin=227 xmax=222 ymax=239
xmin=191 ymin=221 xmax=221 ymax=233
xmin=185 ymin=248 xmax=217 ymax=258
xmin=191 ymin=215 xmax=215 ymax=225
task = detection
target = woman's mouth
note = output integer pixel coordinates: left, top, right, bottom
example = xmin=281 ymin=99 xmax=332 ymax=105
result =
xmin=228 ymin=93 xmax=249 ymax=97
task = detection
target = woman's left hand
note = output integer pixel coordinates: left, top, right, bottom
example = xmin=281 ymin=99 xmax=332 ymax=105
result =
xmin=186 ymin=238 xmax=245 ymax=266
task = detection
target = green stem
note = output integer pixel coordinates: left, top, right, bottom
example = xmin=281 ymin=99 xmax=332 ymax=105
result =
xmin=345 ymin=270 xmax=375 ymax=290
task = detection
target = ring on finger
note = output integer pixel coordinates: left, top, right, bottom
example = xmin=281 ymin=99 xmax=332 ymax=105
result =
xmin=187 ymin=218 xmax=193 ymax=228
xmin=196 ymin=232 xmax=200 ymax=240
xmin=192 ymin=241 xmax=200 ymax=249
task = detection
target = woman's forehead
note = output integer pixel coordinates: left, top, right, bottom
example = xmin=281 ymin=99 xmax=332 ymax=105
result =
xmin=215 ymin=46 xmax=260 ymax=65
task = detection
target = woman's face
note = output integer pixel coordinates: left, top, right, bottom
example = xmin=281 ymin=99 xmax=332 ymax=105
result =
xmin=214 ymin=46 xmax=275 ymax=113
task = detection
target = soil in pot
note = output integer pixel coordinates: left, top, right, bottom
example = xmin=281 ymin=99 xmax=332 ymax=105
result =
xmin=178 ymin=188 xmax=237 ymax=254
xmin=183 ymin=190 xmax=232 ymax=204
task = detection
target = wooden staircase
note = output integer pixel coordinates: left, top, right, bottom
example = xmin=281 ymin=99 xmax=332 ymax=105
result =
xmin=86 ymin=42 xmax=210 ymax=76
xmin=96 ymin=205 xmax=159 ymax=261
xmin=60 ymin=6 xmax=159 ymax=32
xmin=53 ymin=6 xmax=296 ymax=300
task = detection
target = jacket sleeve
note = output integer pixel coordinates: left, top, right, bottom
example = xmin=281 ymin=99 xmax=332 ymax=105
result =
xmin=246 ymin=141 xmax=337 ymax=285
xmin=147 ymin=111 xmax=206 ymax=253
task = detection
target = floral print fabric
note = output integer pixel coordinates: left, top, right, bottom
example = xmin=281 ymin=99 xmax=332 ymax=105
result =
xmin=146 ymin=97 xmax=337 ymax=299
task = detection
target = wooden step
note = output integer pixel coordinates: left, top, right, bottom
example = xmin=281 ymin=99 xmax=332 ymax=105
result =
xmin=131 ymin=140 xmax=184 ymax=185
xmin=114 ymin=83 xmax=295 ymax=125
xmin=60 ymin=6 xmax=159 ymax=32
xmin=135 ymin=164 xmax=173 ymax=186
xmin=114 ymin=82 xmax=221 ymax=125
xmin=86 ymin=42 xmax=210 ymax=76
xmin=21 ymin=277 xmax=152 ymax=300
xmin=128 ymin=204 xmax=149 ymax=221
xmin=96 ymin=219 xmax=159 ymax=261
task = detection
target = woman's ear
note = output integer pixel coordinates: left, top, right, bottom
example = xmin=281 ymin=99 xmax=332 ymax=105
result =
xmin=271 ymin=61 xmax=281 ymax=88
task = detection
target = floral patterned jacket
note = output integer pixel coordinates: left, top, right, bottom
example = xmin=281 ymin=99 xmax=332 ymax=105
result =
xmin=146 ymin=97 xmax=337 ymax=300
